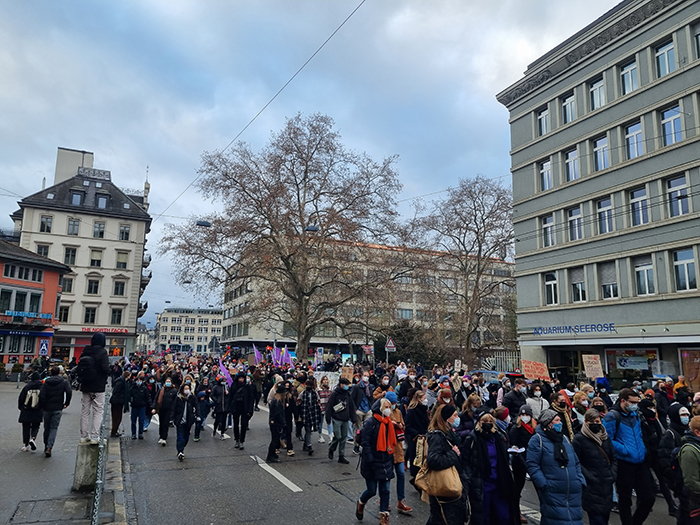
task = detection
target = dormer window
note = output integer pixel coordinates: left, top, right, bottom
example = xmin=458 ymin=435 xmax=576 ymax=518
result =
xmin=83 ymin=180 xmax=90 ymax=187
xmin=123 ymin=203 xmax=130 ymax=209
xmin=97 ymin=195 xmax=108 ymax=209
xmin=71 ymin=192 xmax=82 ymax=205
xmin=46 ymin=193 xmax=54 ymax=200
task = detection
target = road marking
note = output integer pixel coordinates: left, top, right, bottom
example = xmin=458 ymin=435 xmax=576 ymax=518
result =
xmin=250 ymin=455 xmax=303 ymax=492
xmin=520 ymin=504 xmax=541 ymax=524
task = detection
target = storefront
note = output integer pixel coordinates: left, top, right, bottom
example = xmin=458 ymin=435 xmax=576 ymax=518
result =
xmin=680 ymin=349 xmax=700 ymax=392
xmin=50 ymin=328 xmax=134 ymax=361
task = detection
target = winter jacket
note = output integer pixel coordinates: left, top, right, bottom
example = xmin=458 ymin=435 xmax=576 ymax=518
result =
xmin=526 ymin=396 xmax=550 ymax=421
xmin=227 ymin=382 xmax=255 ymax=415
xmin=39 ymin=376 xmax=72 ymax=412
xmin=18 ymin=380 xmax=44 ymax=424
xmin=679 ymin=433 xmax=700 ymax=497
xmin=398 ymin=378 xmax=419 ymax=401
xmin=78 ymin=343 xmax=111 ymax=393
xmin=526 ymin=425 xmax=585 ymax=525
xmin=454 ymin=411 xmax=476 ymax=439
xmin=655 ymin=390 xmax=671 ymax=428
xmin=211 ymin=383 xmax=228 ymax=414
xmin=171 ymin=394 xmax=200 ymax=427
xmin=268 ymin=397 xmax=285 ymax=433
xmin=360 ymin=411 xmax=395 ymax=482
xmin=110 ymin=376 xmax=129 ymax=406
xmin=572 ymin=431 xmax=617 ymax=515
xmin=404 ymin=404 xmax=430 ymax=463
xmin=351 ymin=381 xmax=372 ymax=413
xmin=503 ymin=389 xmax=527 ymax=418
xmin=426 ymin=429 xmax=469 ymax=525
xmin=603 ymin=408 xmax=646 ymax=464
xmin=155 ymin=386 xmax=178 ymax=413
xmin=129 ymin=382 xmax=152 ymax=409
xmin=325 ymin=386 xmax=356 ymax=424
xmin=658 ymin=404 xmax=688 ymax=481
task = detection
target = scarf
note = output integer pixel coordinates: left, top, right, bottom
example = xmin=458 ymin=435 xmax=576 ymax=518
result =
xmin=552 ymin=402 xmax=574 ymax=441
xmin=521 ymin=421 xmax=535 ymax=435
xmin=544 ymin=428 xmax=569 ymax=467
xmin=373 ymin=413 xmax=397 ymax=454
xmin=581 ymin=422 xmax=608 ymax=446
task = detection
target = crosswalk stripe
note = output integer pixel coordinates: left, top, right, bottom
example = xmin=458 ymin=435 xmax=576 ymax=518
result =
xmin=250 ymin=455 xmax=303 ymax=492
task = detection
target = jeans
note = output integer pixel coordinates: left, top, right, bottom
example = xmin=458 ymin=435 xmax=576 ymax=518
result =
xmin=22 ymin=422 xmax=40 ymax=446
xmin=158 ymin=409 xmax=171 ymax=440
xmin=303 ymin=422 xmax=314 ymax=449
xmin=588 ymin=512 xmax=611 ymax=525
xmin=360 ymin=479 xmax=391 ymax=512
xmin=80 ymin=392 xmax=105 ymax=440
xmin=43 ymin=410 xmax=62 ymax=449
xmin=616 ymin=460 xmax=655 ymax=525
xmin=176 ymin=423 xmax=191 ymax=453
xmin=330 ymin=418 xmax=350 ymax=458
xmin=393 ymin=461 xmax=405 ymax=501
xmin=130 ymin=406 xmax=147 ymax=437
xmin=232 ymin=412 xmax=250 ymax=442
xmin=110 ymin=403 xmax=124 ymax=435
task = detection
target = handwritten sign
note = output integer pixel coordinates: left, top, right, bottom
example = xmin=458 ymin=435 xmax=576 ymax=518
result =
xmin=582 ymin=354 xmax=604 ymax=378
xmin=521 ymin=359 xmax=550 ymax=380
xmin=340 ymin=366 xmax=354 ymax=382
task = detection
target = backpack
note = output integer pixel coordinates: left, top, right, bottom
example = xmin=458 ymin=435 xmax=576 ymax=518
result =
xmin=24 ymin=389 xmax=40 ymax=409
xmin=77 ymin=354 xmax=97 ymax=383
xmin=669 ymin=441 xmax=700 ymax=495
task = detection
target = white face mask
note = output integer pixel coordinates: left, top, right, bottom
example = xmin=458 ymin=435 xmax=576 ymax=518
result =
xmin=409 ymin=375 xmax=416 ymax=381
xmin=581 ymin=400 xmax=589 ymax=407
xmin=362 ymin=377 xmax=369 ymax=383
xmin=520 ymin=415 xmax=531 ymax=424
xmin=183 ymin=389 xmax=190 ymax=396
xmin=421 ymin=398 xmax=428 ymax=406
xmin=534 ymin=391 xmax=541 ymax=397
xmin=505 ymin=415 xmax=511 ymax=424
xmin=382 ymin=379 xmax=389 ymax=385
xmin=382 ymin=408 xmax=392 ymax=417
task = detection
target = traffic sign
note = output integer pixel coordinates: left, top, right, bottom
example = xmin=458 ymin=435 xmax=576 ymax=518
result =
xmin=39 ymin=339 xmax=50 ymax=356
xmin=385 ymin=337 xmax=396 ymax=353
xmin=362 ymin=345 xmax=374 ymax=355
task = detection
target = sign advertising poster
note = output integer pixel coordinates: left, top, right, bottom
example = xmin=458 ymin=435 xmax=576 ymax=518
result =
xmin=681 ymin=350 xmax=700 ymax=392
xmin=616 ymin=356 xmax=649 ymax=370
xmin=581 ymin=354 xmax=604 ymax=378
xmin=340 ymin=366 xmax=354 ymax=382
xmin=521 ymin=359 xmax=550 ymax=380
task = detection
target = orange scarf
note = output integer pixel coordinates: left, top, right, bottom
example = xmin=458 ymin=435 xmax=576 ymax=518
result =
xmin=373 ymin=413 xmax=397 ymax=454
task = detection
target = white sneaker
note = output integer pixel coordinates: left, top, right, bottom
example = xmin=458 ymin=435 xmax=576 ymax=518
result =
xmin=160 ymin=439 xmax=167 ymax=447
xmin=90 ymin=438 xmax=100 ymax=445
xmin=318 ymin=436 xmax=325 ymax=443
xmin=21 ymin=446 xmax=29 ymax=452
xmin=80 ymin=437 xmax=90 ymax=443
xmin=29 ymin=438 xmax=37 ymax=451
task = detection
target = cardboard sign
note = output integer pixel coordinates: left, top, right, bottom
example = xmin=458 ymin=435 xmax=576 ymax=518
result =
xmin=313 ymin=371 xmax=340 ymax=391
xmin=454 ymin=359 xmax=462 ymax=371
xmin=165 ymin=354 xmax=173 ymax=364
xmin=521 ymin=359 xmax=550 ymax=380
xmin=189 ymin=356 xmax=198 ymax=364
xmin=340 ymin=366 xmax=354 ymax=382
xmin=582 ymin=354 xmax=604 ymax=378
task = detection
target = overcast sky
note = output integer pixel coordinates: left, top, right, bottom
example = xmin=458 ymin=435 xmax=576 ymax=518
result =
xmin=0 ymin=0 xmax=619 ymax=327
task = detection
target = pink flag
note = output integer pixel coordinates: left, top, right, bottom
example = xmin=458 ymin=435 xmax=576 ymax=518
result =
xmin=253 ymin=344 xmax=262 ymax=365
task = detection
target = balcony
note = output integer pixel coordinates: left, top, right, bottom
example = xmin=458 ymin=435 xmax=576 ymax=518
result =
xmin=138 ymin=301 xmax=148 ymax=318
xmin=0 ymin=313 xmax=54 ymax=328
xmin=140 ymin=270 xmax=152 ymax=289
xmin=143 ymin=253 xmax=151 ymax=268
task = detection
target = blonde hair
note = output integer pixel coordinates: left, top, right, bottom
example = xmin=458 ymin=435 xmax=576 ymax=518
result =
xmin=476 ymin=413 xmax=497 ymax=433
xmin=408 ymin=390 xmax=425 ymax=410
xmin=573 ymin=391 xmax=589 ymax=407
xmin=462 ymin=393 xmax=481 ymax=415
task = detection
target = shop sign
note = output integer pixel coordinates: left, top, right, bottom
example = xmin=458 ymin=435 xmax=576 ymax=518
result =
xmin=616 ymin=356 xmax=649 ymax=370
xmin=81 ymin=327 xmax=129 ymax=333
xmin=5 ymin=311 xmax=52 ymax=319
xmin=533 ymin=323 xmax=615 ymax=335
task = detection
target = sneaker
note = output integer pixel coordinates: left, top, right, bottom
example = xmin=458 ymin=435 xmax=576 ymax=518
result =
xmin=45 ymin=447 xmax=52 ymax=458
xmin=193 ymin=437 xmax=200 ymax=442
xmin=318 ymin=436 xmax=325 ymax=443
xmin=338 ymin=456 xmax=349 ymax=464
xmin=234 ymin=440 xmax=240 ymax=449
xmin=131 ymin=435 xmax=137 ymax=440
xmin=219 ymin=434 xmax=226 ymax=440
xmin=21 ymin=446 xmax=29 ymax=452
xmin=142 ymin=428 xmax=148 ymax=432
xmin=239 ymin=443 xmax=244 ymax=451
xmin=160 ymin=439 xmax=167 ymax=447
xmin=90 ymin=438 xmax=100 ymax=445
xmin=29 ymin=439 xmax=37 ymax=451
xmin=347 ymin=437 xmax=354 ymax=443
xmin=80 ymin=437 xmax=90 ymax=443
xmin=138 ymin=435 xmax=144 ymax=440
xmin=353 ymin=445 xmax=360 ymax=456
xmin=177 ymin=452 xmax=184 ymax=461
xmin=254 ymin=407 xmax=260 ymax=412
xmin=287 ymin=450 xmax=295 ymax=457
xmin=266 ymin=456 xmax=280 ymax=463
xmin=307 ymin=447 xmax=313 ymax=455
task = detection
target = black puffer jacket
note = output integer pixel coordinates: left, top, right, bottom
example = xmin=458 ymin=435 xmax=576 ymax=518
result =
xmin=503 ymin=389 xmax=527 ymax=418
xmin=211 ymin=383 xmax=228 ymax=414
xmin=18 ymin=379 xmax=44 ymax=424
xmin=360 ymin=404 xmax=395 ymax=482
xmin=171 ymin=393 xmax=200 ymax=427
xmin=78 ymin=333 xmax=111 ymax=393
xmin=155 ymin=386 xmax=178 ymax=412
xmin=325 ymin=385 xmax=356 ymax=424
xmin=426 ymin=429 xmax=469 ymax=525
xmin=655 ymin=389 xmax=672 ymax=428
xmin=572 ymin=431 xmax=617 ymax=515
xmin=129 ymin=381 xmax=152 ymax=409
xmin=110 ymin=376 xmax=129 ymax=405
xmin=227 ymin=379 xmax=255 ymax=415
xmin=39 ymin=375 xmax=72 ymax=412
xmin=658 ymin=404 xmax=688 ymax=479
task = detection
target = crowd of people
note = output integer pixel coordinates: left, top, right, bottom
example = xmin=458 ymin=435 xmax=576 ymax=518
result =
xmin=14 ymin=336 xmax=700 ymax=525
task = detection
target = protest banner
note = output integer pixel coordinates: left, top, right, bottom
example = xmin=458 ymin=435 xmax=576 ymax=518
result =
xmin=521 ymin=359 xmax=550 ymax=380
xmin=582 ymin=354 xmax=604 ymax=378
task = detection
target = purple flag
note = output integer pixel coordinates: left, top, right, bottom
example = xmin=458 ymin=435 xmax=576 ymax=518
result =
xmin=273 ymin=346 xmax=282 ymax=367
xmin=253 ymin=344 xmax=262 ymax=365
xmin=284 ymin=344 xmax=293 ymax=366
xmin=219 ymin=358 xmax=233 ymax=387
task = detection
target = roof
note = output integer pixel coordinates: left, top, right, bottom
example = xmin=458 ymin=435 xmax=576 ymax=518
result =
xmin=16 ymin=172 xmax=151 ymax=225
xmin=0 ymin=239 xmax=72 ymax=273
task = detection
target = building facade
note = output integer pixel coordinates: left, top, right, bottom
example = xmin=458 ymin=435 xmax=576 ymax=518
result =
xmin=10 ymin=147 xmax=152 ymax=360
xmin=0 ymin=240 xmax=71 ymax=365
xmin=156 ymin=307 xmax=223 ymax=353
xmin=497 ymin=0 xmax=700 ymax=389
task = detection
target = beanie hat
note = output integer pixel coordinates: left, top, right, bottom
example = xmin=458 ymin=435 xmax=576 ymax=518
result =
xmin=497 ymin=407 xmax=510 ymax=421
xmin=538 ymin=409 xmax=558 ymax=429
xmin=30 ymin=371 xmax=40 ymax=381
xmin=440 ymin=404 xmax=457 ymax=421
xmin=439 ymin=375 xmax=450 ymax=384
xmin=519 ymin=404 xmax=533 ymax=417
xmin=385 ymin=391 xmax=398 ymax=404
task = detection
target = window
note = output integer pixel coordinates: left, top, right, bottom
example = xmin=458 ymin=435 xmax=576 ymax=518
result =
xmin=161 ymin=317 xmax=168 ymax=323
xmin=695 ymin=24 xmax=700 ymax=58
xmin=161 ymin=326 xmax=168 ymax=332
xmin=84 ymin=307 xmax=97 ymax=324
xmin=67 ymin=219 xmax=80 ymax=236
xmin=58 ymin=306 xmax=70 ymax=323
xmin=113 ymin=281 xmax=125 ymax=296
xmin=561 ymin=94 xmax=575 ymax=124
xmin=90 ymin=250 xmax=102 ymax=267
xmin=600 ymin=261 xmax=618 ymax=299
xmin=40 ymin=216 xmax=52 ymax=233
xmin=396 ymin=308 xmax=413 ymax=320
xmin=597 ymin=197 xmax=613 ymax=234
xmin=620 ymin=61 xmax=638 ymax=94
xmin=36 ymin=245 xmax=49 ymax=257
xmin=630 ymin=187 xmax=649 ymax=226
xmin=64 ymin=248 xmax=76 ymax=265
xmin=119 ymin=225 xmax=130 ymax=241
xmin=537 ymin=107 xmax=549 ymax=135
xmin=93 ymin=222 xmax=105 ymax=238
xmin=589 ymin=77 xmax=605 ymax=110
xmin=542 ymin=214 xmax=555 ymax=247
xmin=564 ymin=149 xmax=579 ymax=182
xmin=28 ymin=293 xmax=41 ymax=313
xmin=198 ymin=318 xmax=209 ymax=325
xmin=570 ymin=267 xmax=586 ymax=302
xmin=667 ymin=175 xmax=689 ymax=217
xmin=87 ymin=280 xmax=99 ymax=295
xmin=593 ymin=136 xmax=609 ymax=171
xmin=544 ymin=272 xmax=558 ymax=305
xmin=625 ymin=122 xmax=643 ymax=159
xmin=673 ymin=249 xmax=696 ymax=291
xmin=661 ymin=106 xmax=682 ymax=146
xmin=123 ymin=203 xmax=130 ymax=209
xmin=116 ymin=252 xmax=128 ymax=269
xmin=111 ymin=308 xmax=122 ymax=325
xmin=634 ymin=255 xmax=655 ymax=295
xmin=46 ymin=193 xmax=54 ymax=200
xmin=568 ymin=207 xmax=582 ymax=241
xmin=3 ymin=264 xmax=16 ymax=278
xmin=97 ymin=195 xmax=108 ymax=209
xmin=71 ymin=192 xmax=82 ymax=206
xmin=539 ymin=160 xmax=552 ymax=191
xmin=23 ymin=336 xmax=35 ymax=354
xmin=655 ymin=41 xmax=676 ymax=77
xmin=63 ymin=277 xmax=73 ymax=293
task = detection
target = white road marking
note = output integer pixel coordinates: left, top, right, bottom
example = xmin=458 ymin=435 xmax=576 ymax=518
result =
xmin=250 ymin=455 xmax=303 ymax=492
xmin=520 ymin=504 xmax=541 ymax=524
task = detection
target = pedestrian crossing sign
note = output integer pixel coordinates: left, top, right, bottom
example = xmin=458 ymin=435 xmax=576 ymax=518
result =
xmin=39 ymin=339 xmax=50 ymax=356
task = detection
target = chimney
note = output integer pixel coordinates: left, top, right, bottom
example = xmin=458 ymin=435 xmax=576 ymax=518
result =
xmin=54 ymin=147 xmax=94 ymax=185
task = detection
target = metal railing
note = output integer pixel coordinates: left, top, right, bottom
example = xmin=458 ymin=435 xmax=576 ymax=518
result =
xmin=91 ymin=384 xmax=112 ymax=525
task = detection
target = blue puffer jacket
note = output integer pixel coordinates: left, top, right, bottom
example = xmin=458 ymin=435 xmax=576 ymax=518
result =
xmin=603 ymin=408 xmax=646 ymax=464
xmin=526 ymin=426 xmax=584 ymax=525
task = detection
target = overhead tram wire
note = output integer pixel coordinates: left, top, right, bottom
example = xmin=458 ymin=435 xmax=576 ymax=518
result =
xmin=151 ymin=0 xmax=368 ymax=227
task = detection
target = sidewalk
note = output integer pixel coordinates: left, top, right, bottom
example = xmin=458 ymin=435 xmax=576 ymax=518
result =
xmin=0 ymin=382 xmax=127 ymax=525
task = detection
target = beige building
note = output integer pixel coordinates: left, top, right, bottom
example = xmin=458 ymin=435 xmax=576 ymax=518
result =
xmin=10 ymin=147 xmax=151 ymax=360
xmin=156 ymin=307 xmax=223 ymax=353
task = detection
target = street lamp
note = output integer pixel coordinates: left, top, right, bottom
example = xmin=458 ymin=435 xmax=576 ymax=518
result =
xmin=196 ymin=220 xmax=212 ymax=227
xmin=304 ymin=225 xmax=319 ymax=232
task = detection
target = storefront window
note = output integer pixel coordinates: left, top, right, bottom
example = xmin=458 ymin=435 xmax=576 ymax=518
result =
xmin=680 ymin=349 xmax=700 ymax=393
xmin=605 ymin=348 xmax=658 ymax=387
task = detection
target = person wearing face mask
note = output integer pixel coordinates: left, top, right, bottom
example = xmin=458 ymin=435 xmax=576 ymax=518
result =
xmin=397 ymin=369 xmax=419 ymax=401
xmin=496 ymin=374 xmax=512 ymax=408
xmin=382 ymin=391 xmax=412 ymax=514
xmin=493 ymin=406 xmax=511 ymax=437
xmin=503 ymin=378 xmax=528 ymax=418
xmin=658 ymin=404 xmax=691 ymax=503
xmin=356 ymin=398 xmax=397 ymax=525
xmin=351 ymin=372 xmax=374 ymax=456
xmin=454 ymin=375 xmax=474 ymax=409
xmin=463 ymin=411 xmax=518 ymax=525
xmin=430 ymin=387 xmax=455 ymax=419
xmin=109 ymin=370 xmax=131 ymax=438
xmin=422 ymin=404 xmax=469 ymax=525
xmin=550 ymin=392 xmax=575 ymax=441
xmin=572 ymin=408 xmax=617 ymax=525
xmin=655 ymin=382 xmax=672 ymax=429
xmin=572 ymin=391 xmax=590 ymax=428
xmin=317 ymin=375 xmax=332 ymax=442
xmin=526 ymin=384 xmax=550 ymax=421
xmin=211 ymin=376 xmax=229 ymax=440
xmin=171 ymin=383 xmax=200 ymax=461
xmin=325 ymin=377 xmax=357 ymax=464
xmin=509 ymin=405 xmax=537 ymax=524
xmin=154 ymin=376 xmax=178 ymax=446
xmin=591 ymin=396 xmax=608 ymax=417
xmin=678 ymin=416 xmax=700 ymax=525
xmin=142 ymin=374 xmax=160 ymax=433
xmin=373 ymin=374 xmax=395 ymax=401
xmin=405 ymin=390 xmax=430 ymax=486
xmin=526 ymin=408 xmax=585 ymax=525
xmin=227 ymin=371 xmax=255 ymax=450
xmin=299 ymin=378 xmax=322 ymax=456
xmin=128 ymin=372 xmax=152 ymax=440
xmin=603 ymin=388 xmax=655 ymax=525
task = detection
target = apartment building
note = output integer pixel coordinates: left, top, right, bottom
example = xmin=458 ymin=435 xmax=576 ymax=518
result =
xmin=9 ymin=147 xmax=152 ymax=360
xmin=497 ymin=0 xmax=700 ymax=388
xmin=156 ymin=307 xmax=223 ymax=353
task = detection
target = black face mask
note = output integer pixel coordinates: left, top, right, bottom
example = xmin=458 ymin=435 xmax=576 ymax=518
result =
xmin=588 ymin=423 xmax=602 ymax=433
xmin=592 ymin=405 xmax=605 ymax=411
xmin=558 ymin=401 xmax=567 ymax=409
xmin=481 ymin=423 xmax=493 ymax=433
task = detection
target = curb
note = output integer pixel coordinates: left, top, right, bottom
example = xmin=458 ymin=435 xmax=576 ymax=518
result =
xmin=99 ymin=438 xmax=127 ymax=525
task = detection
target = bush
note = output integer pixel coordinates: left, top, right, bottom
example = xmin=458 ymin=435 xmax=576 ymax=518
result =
xmin=11 ymin=362 xmax=24 ymax=373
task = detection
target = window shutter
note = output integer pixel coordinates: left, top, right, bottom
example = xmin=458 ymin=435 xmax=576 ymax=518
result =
xmin=569 ymin=267 xmax=584 ymax=283
xmin=633 ymin=254 xmax=652 ymax=267
xmin=599 ymin=261 xmax=617 ymax=285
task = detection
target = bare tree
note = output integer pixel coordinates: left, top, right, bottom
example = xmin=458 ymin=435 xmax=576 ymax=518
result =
xmin=159 ymin=113 xmax=410 ymax=354
xmin=418 ymin=175 xmax=515 ymax=362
